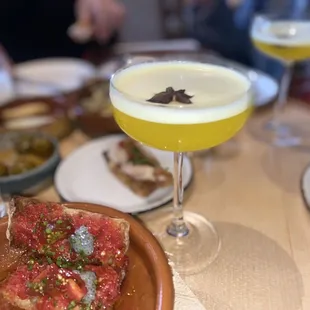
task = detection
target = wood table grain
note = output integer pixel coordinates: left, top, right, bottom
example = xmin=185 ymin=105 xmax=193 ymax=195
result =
xmin=37 ymin=102 xmax=310 ymax=310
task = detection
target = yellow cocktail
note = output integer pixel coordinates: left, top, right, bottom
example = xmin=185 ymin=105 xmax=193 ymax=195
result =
xmin=251 ymin=21 xmax=310 ymax=62
xmin=251 ymin=15 xmax=310 ymax=148
xmin=109 ymin=61 xmax=251 ymax=274
xmin=110 ymin=62 xmax=251 ymax=152
xmin=113 ymin=108 xmax=250 ymax=151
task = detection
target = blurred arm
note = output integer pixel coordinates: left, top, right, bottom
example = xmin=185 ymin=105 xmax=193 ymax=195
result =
xmin=74 ymin=0 xmax=125 ymax=42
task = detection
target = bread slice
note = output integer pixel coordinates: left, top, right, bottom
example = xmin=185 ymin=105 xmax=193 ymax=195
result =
xmin=104 ymin=138 xmax=173 ymax=197
xmin=1 ymin=196 xmax=130 ymax=310
xmin=1 ymin=291 xmax=33 ymax=310
xmin=0 ymin=261 xmax=121 ymax=310
xmin=7 ymin=196 xmax=129 ymax=261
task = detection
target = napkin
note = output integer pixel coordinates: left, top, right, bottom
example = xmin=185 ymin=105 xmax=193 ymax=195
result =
xmin=173 ymin=269 xmax=206 ymax=310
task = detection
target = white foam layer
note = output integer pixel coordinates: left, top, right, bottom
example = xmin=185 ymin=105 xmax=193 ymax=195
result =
xmin=252 ymin=21 xmax=310 ymax=47
xmin=110 ymin=61 xmax=251 ymax=124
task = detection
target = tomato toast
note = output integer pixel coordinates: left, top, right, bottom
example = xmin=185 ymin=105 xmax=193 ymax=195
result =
xmin=7 ymin=197 xmax=129 ymax=273
xmin=1 ymin=197 xmax=130 ymax=310
xmin=1 ymin=262 xmax=124 ymax=310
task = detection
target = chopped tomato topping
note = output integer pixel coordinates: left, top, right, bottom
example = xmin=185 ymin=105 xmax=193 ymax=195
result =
xmin=65 ymin=279 xmax=86 ymax=302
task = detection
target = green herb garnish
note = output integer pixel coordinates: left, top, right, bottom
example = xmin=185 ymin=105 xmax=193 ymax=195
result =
xmin=67 ymin=300 xmax=77 ymax=310
xmin=147 ymin=87 xmax=193 ymax=104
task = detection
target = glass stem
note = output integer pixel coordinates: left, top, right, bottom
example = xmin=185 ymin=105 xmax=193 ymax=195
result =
xmin=272 ymin=62 xmax=293 ymax=129
xmin=167 ymin=152 xmax=189 ymax=238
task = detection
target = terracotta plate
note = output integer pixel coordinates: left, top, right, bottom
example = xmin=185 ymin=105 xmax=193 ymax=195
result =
xmin=0 ymin=202 xmax=174 ymax=310
xmin=0 ymin=97 xmax=73 ymax=140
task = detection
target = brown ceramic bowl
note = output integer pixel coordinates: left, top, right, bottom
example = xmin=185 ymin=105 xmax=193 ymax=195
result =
xmin=0 ymin=202 xmax=174 ymax=310
xmin=0 ymin=97 xmax=74 ymax=140
xmin=73 ymin=78 xmax=122 ymax=137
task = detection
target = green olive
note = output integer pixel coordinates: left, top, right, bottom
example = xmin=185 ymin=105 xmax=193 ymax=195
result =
xmin=0 ymin=162 xmax=8 ymax=177
xmin=9 ymin=163 xmax=27 ymax=175
xmin=17 ymin=158 xmax=37 ymax=169
xmin=9 ymin=159 xmax=36 ymax=175
xmin=19 ymin=154 xmax=44 ymax=167
xmin=30 ymin=138 xmax=54 ymax=158
xmin=15 ymin=137 xmax=33 ymax=154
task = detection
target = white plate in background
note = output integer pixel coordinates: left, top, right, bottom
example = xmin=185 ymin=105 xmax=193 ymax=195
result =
xmin=13 ymin=58 xmax=96 ymax=97
xmin=245 ymin=69 xmax=279 ymax=107
xmin=301 ymin=163 xmax=310 ymax=210
xmin=55 ymin=134 xmax=193 ymax=214
xmin=0 ymin=70 xmax=14 ymax=105
xmin=113 ymin=39 xmax=201 ymax=54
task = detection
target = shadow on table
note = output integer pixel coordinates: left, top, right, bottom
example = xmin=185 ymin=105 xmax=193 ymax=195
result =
xmin=193 ymin=156 xmax=226 ymax=193
xmin=184 ymin=222 xmax=304 ymax=310
xmin=247 ymin=104 xmax=310 ymax=152
xmin=193 ymin=137 xmax=242 ymax=162
xmin=260 ymin=146 xmax=310 ymax=194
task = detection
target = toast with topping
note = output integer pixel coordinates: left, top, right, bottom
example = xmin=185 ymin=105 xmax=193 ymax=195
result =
xmin=104 ymin=138 xmax=173 ymax=197
xmin=1 ymin=196 xmax=130 ymax=310
xmin=7 ymin=197 xmax=129 ymax=272
xmin=0 ymin=262 xmax=123 ymax=310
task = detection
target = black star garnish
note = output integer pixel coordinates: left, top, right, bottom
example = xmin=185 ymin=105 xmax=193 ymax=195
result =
xmin=147 ymin=87 xmax=193 ymax=104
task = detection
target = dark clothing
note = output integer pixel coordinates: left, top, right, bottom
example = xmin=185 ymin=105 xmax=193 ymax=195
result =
xmin=0 ymin=0 xmax=114 ymax=63
xmin=185 ymin=1 xmax=253 ymax=66
xmin=183 ymin=0 xmax=309 ymax=80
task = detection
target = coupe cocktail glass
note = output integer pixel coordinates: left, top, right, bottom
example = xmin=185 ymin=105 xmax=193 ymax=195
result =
xmin=110 ymin=61 xmax=251 ymax=273
xmin=251 ymin=13 xmax=310 ymax=148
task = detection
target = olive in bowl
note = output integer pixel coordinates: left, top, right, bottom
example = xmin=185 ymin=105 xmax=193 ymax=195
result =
xmin=0 ymin=132 xmax=60 ymax=194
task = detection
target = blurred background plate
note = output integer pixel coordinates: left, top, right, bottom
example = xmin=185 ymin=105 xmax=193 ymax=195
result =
xmin=0 ymin=97 xmax=73 ymax=140
xmin=12 ymin=57 xmax=96 ymax=98
xmin=0 ymin=71 xmax=14 ymax=106
xmin=55 ymin=134 xmax=193 ymax=213
xmin=113 ymin=39 xmax=201 ymax=54
xmin=301 ymin=163 xmax=310 ymax=210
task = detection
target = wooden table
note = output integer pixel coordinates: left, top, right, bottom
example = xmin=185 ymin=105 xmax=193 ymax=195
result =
xmin=37 ymin=101 xmax=310 ymax=310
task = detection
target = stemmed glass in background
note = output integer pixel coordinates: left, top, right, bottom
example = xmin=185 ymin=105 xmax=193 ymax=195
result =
xmin=251 ymin=9 xmax=310 ymax=148
xmin=109 ymin=60 xmax=252 ymax=274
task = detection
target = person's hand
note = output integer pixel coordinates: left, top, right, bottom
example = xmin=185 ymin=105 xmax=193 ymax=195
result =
xmin=75 ymin=0 xmax=126 ymax=42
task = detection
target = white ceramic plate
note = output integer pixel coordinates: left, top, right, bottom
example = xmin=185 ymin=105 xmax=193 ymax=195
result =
xmin=113 ymin=39 xmax=201 ymax=54
xmin=98 ymin=59 xmax=120 ymax=79
xmin=0 ymin=70 xmax=15 ymax=105
xmin=55 ymin=135 xmax=193 ymax=214
xmin=246 ymin=69 xmax=279 ymax=107
xmin=301 ymin=163 xmax=310 ymax=209
xmin=13 ymin=58 xmax=96 ymax=97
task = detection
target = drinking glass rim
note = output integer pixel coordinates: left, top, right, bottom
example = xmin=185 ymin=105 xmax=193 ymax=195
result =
xmin=109 ymin=60 xmax=252 ymax=110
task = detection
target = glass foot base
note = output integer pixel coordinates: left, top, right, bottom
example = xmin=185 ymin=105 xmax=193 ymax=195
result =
xmin=265 ymin=120 xmax=301 ymax=147
xmin=248 ymin=112 xmax=310 ymax=150
xmin=154 ymin=212 xmax=221 ymax=275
